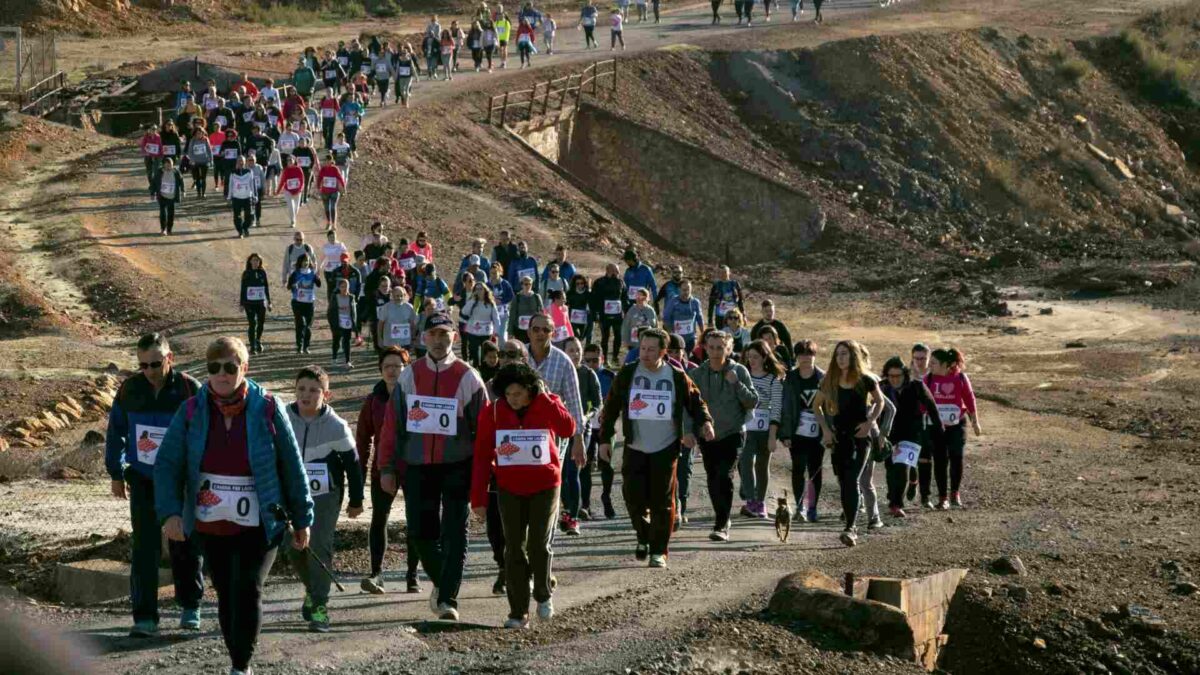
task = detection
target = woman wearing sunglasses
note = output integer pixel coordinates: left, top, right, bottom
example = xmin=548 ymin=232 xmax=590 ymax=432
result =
xmin=154 ymin=336 xmax=313 ymax=675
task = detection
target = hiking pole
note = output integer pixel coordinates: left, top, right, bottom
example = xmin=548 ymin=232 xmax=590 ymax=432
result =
xmin=269 ymin=504 xmax=346 ymax=592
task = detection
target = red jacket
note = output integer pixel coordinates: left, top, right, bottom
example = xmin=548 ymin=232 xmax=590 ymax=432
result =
xmin=470 ymin=392 xmax=576 ymax=509
xmin=357 ymin=380 xmax=403 ymax=480
xmin=316 ymin=165 xmax=346 ymax=194
xmin=140 ymin=133 xmax=162 ymax=157
xmin=236 ymin=79 xmax=260 ymax=99
xmin=277 ymin=165 xmax=306 ymax=195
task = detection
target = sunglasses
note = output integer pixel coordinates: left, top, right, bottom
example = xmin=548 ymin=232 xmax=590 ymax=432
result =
xmin=207 ymin=361 xmax=241 ymax=375
xmin=138 ymin=361 xmax=163 ymax=370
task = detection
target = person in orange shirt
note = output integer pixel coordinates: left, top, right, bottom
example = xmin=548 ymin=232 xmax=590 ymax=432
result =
xmin=409 ymin=230 xmax=434 ymax=262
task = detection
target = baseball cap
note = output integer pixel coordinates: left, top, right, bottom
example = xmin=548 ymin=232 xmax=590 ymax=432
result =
xmin=424 ymin=312 xmax=455 ymax=332
xmin=467 ymin=254 xmax=481 ymax=266
xmin=340 ymin=253 xmax=351 ymax=262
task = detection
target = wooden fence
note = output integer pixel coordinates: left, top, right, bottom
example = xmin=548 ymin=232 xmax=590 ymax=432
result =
xmin=485 ymin=59 xmax=616 ymax=127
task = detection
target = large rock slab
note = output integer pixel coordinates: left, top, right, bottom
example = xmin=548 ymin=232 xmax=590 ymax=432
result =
xmin=56 ymin=559 xmax=170 ymax=605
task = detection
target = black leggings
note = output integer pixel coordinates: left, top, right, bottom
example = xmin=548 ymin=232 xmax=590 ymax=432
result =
xmin=191 ymin=163 xmax=208 ymax=195
xmin=464 ymin=333 xmax=489 ymax=367
xmin=584 ymin=25 xmax=596 ymax=47
xmin=832 ymin=434 xmax=871 ymax=531
xmin=789 ymin=437 xmax=824 ymax=510
xmin=291 ymin=300 xmax=314 ymax=350
xmin=244 ymin=304 xmax=266 ymax=348
xmin=699 ymin=432 xmax=743 ymax=530
xmin=937 ymin=424 xmax=966 ymax=497
xmin=157 ymin=196 xmax=175 ymax=234
xmin=331 ymin=326 xmax=352 ymax=362
xmin=580 ymin=434 xmax=614 ymax=509
xmin=201 ymin=529 xmax=278 ymax=672
xmin=711 ymin=0 xmax=722 ymax=21
xmin=368 ymin=473 xmax=420 ymax=578
xmin=598 ymin=315 xmax=622 ymax=363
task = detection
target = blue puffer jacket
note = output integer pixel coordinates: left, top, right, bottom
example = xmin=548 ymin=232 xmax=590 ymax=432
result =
xmin=153 ymin=379 xmax=314 ymax=544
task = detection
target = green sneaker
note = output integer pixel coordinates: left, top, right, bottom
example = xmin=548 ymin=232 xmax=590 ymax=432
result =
xmin=301 ymin=593 xmax=313 ymax=622
xmin=179 ymin=607 xmax=201 ymax=631
xmin=128 ymin=620 xmax=158 ymax=638
xmin=309 ymin=605 xmax=331 ymax=633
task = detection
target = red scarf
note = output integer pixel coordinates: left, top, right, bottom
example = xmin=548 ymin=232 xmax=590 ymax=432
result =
xmin=213 ymin=381 xmax=249 ymax=419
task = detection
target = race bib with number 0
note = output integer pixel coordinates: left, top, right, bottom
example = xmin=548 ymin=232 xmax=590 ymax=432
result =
xmin=746 ymin=408 xmax=769 ymax=432
xmin=195 ymin=474 xmax=259 ymax=527
xmin=246 ymin=286 xmax=266 ymax=302
xmin=893 ymin=440 xmax=921 ymax=468
xmin=797 ymin=411 xmax=820 ymax=438
xmin=496 ymin=429 xmax=552 ymax=467
xmin=628 ymin=390 xmax=672 ymax=421
xmin=304 ymin=463 xmax=331 ymax=496
xmin=937 ymin=403 xmax=961 ymax=426
xmin=405 ymin=396 xmax=459 ymax=436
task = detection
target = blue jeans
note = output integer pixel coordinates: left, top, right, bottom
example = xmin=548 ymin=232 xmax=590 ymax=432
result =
xmin=562 ymin=456 xmax=582 ymax=518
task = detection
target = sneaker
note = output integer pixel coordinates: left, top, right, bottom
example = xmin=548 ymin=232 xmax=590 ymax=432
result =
xmin=361 ymin=575 xmax=385 ymax=595
xmin=806 ymin=508 xmax=818 ymax=523
xmin=429 ymin=586 xmax=440 ymax=613
xmin=709 ymin=527 xmax=729 ymax=542
xmin=649 ymin=554 xmax=668 ymax=568
xmin=922 ymin=498 xmax=936 ymax=509
xmin=504 ymin=616 xmax=529 ymax=629
xmin=578 ymin=507 xmax=591 ymax=521
xmin=230 ymin=669 xmax=253 ymax=675
xmin=565 ymin=517 xmax=580 ymax=536
xmin=437 ymin=603 xmax=459 ymax=621
xmin=354 ymin=335 xmax=364 ymax=347
xmin=906 ymin=482 xmax=918 ymax=502
xmin=558 ymin=511 xmax=572 ymax=533
xmin=406 ymin=571 xmax=421 ymax=593
xmin=680 ymin=514 xmax=689 ymax=525
xmin=602 ymin=494 xmax=616 ymax=519
xmin=301 ymin=593 xmax=313 ymax=621
xmin=492 ymin=571 xmax=506 ymax=596
xmin=345 ymin=361 xmax=353 ymax=370
xmin=302 ymin=348 xmax=311 ymax=355
xmin=868 ymin=516 xmax=884 ymax=530
xmin=936 ymin=499 xmax=950 ymax=511
xmin=739 ymin=503 xmax=755 ymax=518
xmin=634 ymin=542 xmax=649 ymax=561
xmin=755 ymin=501 xmax=770 ymax=519
xmin=128 ymin=620 xmax=158 ymax=638
xmin=839 ymin=529 xmax=858 ymax=547
xmin=889 ymin=506 xmax=907 ymax=518
xmin=536 ymin=599 xmax=554 ymax=621
xmin=309 ymin=605 xmax=331 ymax=633
xmin=179 ymin=607 xmax=201 ymax=631
xmin=950 ymin=492 xmax=963 ymax=508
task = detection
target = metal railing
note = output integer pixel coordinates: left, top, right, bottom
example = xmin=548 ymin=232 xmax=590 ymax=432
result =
xmin=485 ymin=59 xmax=617 ymax=127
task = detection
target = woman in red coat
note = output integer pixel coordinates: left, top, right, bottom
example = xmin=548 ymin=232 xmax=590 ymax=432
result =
xmin=471 ymin=363 xmax=575 ymax=629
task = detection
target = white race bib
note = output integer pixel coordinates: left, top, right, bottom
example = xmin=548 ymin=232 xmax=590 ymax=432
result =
xmin=195 ymin=474 xmax=259 ymax=527
xmin=570 ymin=309 xmax=588 ymax=325
xmin=322 ymin=176 xmax=338 ymax=189
xmin=375 ymin=63 xmax=390 ymax=75
xmin=937 ymin=403 xmax=961 ymax=426
xmin=628 ymin=390 xmax=672 ymax=421
xmin=145 ymin=143 xmax=160 ymax=155
xmin=718 ymin=300 xmax=737 ymax=316
xmin=518 ymin=269 xmax=535 ymax=282
xmin=325 ymin=69 xmax=337 ymax=79
xmin=246 ymin=286 xmax=266 ymax=302
xmin=297 ymin=156 xmax=312 ymax=167
xmin=553 ymin=324 xmax=569 ymax=341
xmin=222 ymin=148 xmax=238 ymax=160
xmin=495 ymin=429 xmax=552 ymax=467
xmin=338 ymin=314 xmax=353 ymax=330
xmin=405 ymin=395 xmax=459 ymax=436
xmin=746 ymin=408 xmax=769 ymax=432
xmin=893 ymin=441 xmax=921 ymax=468
xmin=630 ymin=326 xmax=641 ymax=343
xmin=627 ymin=286 xmax=645 ymax=301
xmin=518 ymin=315 xmax=532 ymax=330
xmin=604 ymin=300 xmax=622 ymax=315
xmin=468 ymin=319 xmax=494 ymax=336
xmin=285 ymin=177 xmax=301 ymax=191
xmin=215 ymin=115 xmax=227 ymax=128
xmin=279 ymin=139 xmax=296 ymax=152
xmin=389 ymin=323 xmax=412 ymax=342
xmin=673 ymin=319 xmax=695 ymax=336
xmin=400 ymin=257 xmax=417 ymax=270
xmin=321 ymin=108 xmax=336 ymax=119
xmin=134 ymin=424 xmax=167 ymax=466
xmin=442 ymin=46 xmax=454 ymax=55
xmin=305 ymin=463 xmax=331 ymax=496
xmin=296 ymin=287 xmax=316 ymax=303
xmin=397 ymin=66 xmax=412 ymax=77
xmin=338 ymin=56 xmax=349 ymax=67
xmin=797 ymin=411 xmax=819 ymax=438
xmin=163 ymin=145 xmax=176 ymax=156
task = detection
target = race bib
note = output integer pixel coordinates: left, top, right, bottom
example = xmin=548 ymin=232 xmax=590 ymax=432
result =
xmin=325 ymin=69 xmax=337 ymax=79
xmin=279 ymin=139 xmax=296 ymax=152
xmin=246 ymin=286 xmax=266 ymax=301
xmin=389 ymin=323 xmax=412 ymax=341
xmin=285 ymin=177 xmax=301 ymax=191
xmin=468 ymin=319 xmax=494 ymax=336
xmin=518 ymin=269 xmax=535 ymax=282
xmin=322 ymin=176 xmax=338 ymax=189
xmin=627 ymin=286 xmax=645 ymax=300
xmin=397 ymin=66 xmax=412 ymax=77
xmin=518 ymin=35 xmax=531 ymax=44
xmin=191 ymin=145 xmax=208 ymax=159
xmin=223 ymin=148 xmax=238 ymax=160
xmin=343 ymin=115 xmax=359 ymax=127
xmin=893 ymin=440 xmax=920 ymax=468
xmin=145 ymin=143 xmax=160 ymax=155
xmin=604 ymin=300 xmax=622 ymax=315
xmin=361 ymin=64 xmax=371 ymax=73
xmin=297 ymin=156 xmax=312 ymax=167
xmin=495 ymin=429 xmax=552 ymax=467
xmin=797 ymin=411 xmax=819 ymax=438
xmin=937 ymin=403 xmax=961 ymax=426
xmin=338 ymin=56 xmax=349 ymax=67
xmin=442 ymin=46 xmax=454 ymax=55
xmin=746 ymin=408 xmax=769 ymax=432
xmin=243 ymin=111 xmax=254 ymax=122
xmin=305 ymin=463 xmax=331 ymax=496
xmin=433 ymin=297 xmax=446 ymax=311
xmin=570 ymin=309 xmax=588 ymax=325
xmin=204 ymin=99 xmax=218 ymax=110
xmin=405 ymin=396 xmax=459 ymax=436
xmin=673 ymin=319 xmax=695 ymax=336
xmin=518 ymin=315 xmax=532 ymax=330
xmin=588 ymin=410 xmax=601 ymax=430
xmin=296 ymin=287 xmax=316 ymax=303
xmin=628 ymin=390 xmax=672 ymax=421
xmin=717 ymin=300 xmax=737 ymax=316
xmin=375 ymin=63 xmax=390 ymax=75
xmin=321 ymin=108 xmax=336 ymax=119
xmin=134 ymin=424 xmax=167 ymax=466
xmin=400 ymin=257 xmax=417 ymax=270
xmin=338 ymin=314 xmax=353 ymax=329
xmin=630 ymin=326 xmax=641 ymax=343
xmin=553 ymin=324 xmax=569 ymax=341
xmin=195 ymin=474 xmax=259 ymax=527
xmin=163 ymin=145 xmax=176 ymax=156
xmin=215 ymin=115 xmax=227 ymax=128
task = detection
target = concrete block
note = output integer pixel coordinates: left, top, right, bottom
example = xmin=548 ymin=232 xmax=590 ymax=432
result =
xmin=55 ymin=559 xmax=171 ymax=605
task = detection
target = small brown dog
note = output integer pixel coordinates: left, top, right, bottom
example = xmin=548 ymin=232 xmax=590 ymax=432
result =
xmin=775 ymin=490 xmax=792 ymax=543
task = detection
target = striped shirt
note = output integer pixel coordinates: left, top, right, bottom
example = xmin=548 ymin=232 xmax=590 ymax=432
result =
xmin=750 ymin=373 xmax=784 ymax=425
xmin=531 ymin=345 xmax=584 ymax=435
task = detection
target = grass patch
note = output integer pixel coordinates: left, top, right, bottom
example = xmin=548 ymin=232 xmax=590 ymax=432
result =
xmin=1119 ymin=28 xmax=1198 ymax=106
xmin=1051 ymin=49 xmax=1092 ymax=84
xmin=238 ymin=0 xmax=369 ymax=26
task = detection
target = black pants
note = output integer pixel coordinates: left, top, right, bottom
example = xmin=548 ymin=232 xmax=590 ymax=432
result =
xmin=484 ymin=45 xmax=495 ymax=67
xmin=937 ymin=424 xmax=966 ymax=497
xmin=244 ymin=304 xmax=265 ymax=349
xmin=253 ymin=189 xmax=263 ymax=225
xmin=323 ymin=119 xmax=336 ymax=148
xmin=345 ymin=125 xmax=359 ymax=152
xmin=498 ymin=486 xmax=558 ymax=620
xmin=486 ymin=488 xmax=505 ymax=570
xmin=200 ymin=529 xmax=278 ymax=672
xmin=789 ymin=436 xmax=824 ymax=511
xmin=191 ymin=163 xmax=208 ymax=196
xmin=231 ymin=198 xmax=253 ymax=235
xmin=157 ymin=196 xmax=176 ymax=234
xmin=598 ymin=315 xmax=622 ymax=363
xmin=368 ymin=472 xmax=420 ymax=578
xmin=127 ymin=470 xmax=203 ymax=624
xmin=376 ymin=79 xmax=390 ymax=105
xmin=734 ymin=0 xmax=745 ymax=19
xmin=916 ymin=427 xmax=935 ymax=499
xmin=291 ymin=300 xmax=315 ymax=350
xmin=144 ymin=156 xmax=158 ymax=187
xmin=832 ymin=434 xmax=871 ymax=531
xmin=464 ymin=333 xmax=489 ymax=366
xmin=405 ymin=459 xmax=472 ymax=608
xmin=884 ymin=457 xmax=909 ymax=508
xmin=584 ymin=25 xmax=596 ymax=47
xmin=472 ymin=48 xmax=483 ymax=68
xmin=699 ymin=432 xmax=743 ymax=530
xmin=331 ymin=326 xmax=352 ymax=362
xmin=580 ymin=434 xmax=614 ymax=510
xmin=622 ymin=443 xmax=678 ymax=556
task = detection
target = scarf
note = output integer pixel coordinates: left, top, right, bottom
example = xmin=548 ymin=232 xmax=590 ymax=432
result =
xmin=213 ymin=381 xmax=249 ymax=419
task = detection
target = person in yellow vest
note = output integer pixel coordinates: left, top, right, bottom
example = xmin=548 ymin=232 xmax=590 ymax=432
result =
xmin=495 ymin=13 xmax=513 ymax=69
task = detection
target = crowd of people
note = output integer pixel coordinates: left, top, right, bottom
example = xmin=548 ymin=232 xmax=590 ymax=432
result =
xmin=107 ymin=224 xmax=983 ymax=674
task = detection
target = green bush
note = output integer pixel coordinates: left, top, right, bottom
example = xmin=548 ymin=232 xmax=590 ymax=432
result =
xmin=1119 ymin=28 xmax=1198 ymax=106
xmin=1051 ymin=50 xmax=1091 ymax=83
xmin=367 ymin=0 xmax=401 ymax=17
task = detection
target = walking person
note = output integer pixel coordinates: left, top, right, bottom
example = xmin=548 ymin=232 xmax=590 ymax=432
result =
xmin=579 ymin=343 xmax=616 ymax=518
xmin=610 ymin=8 xmax=625 ymax=50
xmin=739 ymin=340 xmax=783 ymax=519
xmin=879 ymin=356 xmax=945 ymax=519
xmin=287 ymin=254 xmax=321 ymax=354
xmin=316 ymin=153 xmax=346 ymax=231
xmin=239 ymin=254 xmax=271 ymax=355
xmin=154 ymin=337 xmax=313 ymax=675
xmin=106 ymin=333 xmax=204 ymax=638
xmin=779 ymin=340 xmax=824 ymax=521
xmin=924 ymin=348 xmax=983 ymax=509
xmin=185 ymin=126 xmax=213 ymax=198
xmin=276 ymin=155 xmax=306 ymax=228
xmin=226 ymin=156 xmax=257 ymax=239
xmin=592 ymin=263 xmax=626 ymax=366
xmin=140 ymin=124 xmax=163 ymax=188
xmin=150 ymin=157 xmax=185 ymax=235
xmin=328 ymin=278 xmax=358 ymax=369
xmin=579 ymin=0 xmax=599 ymax=48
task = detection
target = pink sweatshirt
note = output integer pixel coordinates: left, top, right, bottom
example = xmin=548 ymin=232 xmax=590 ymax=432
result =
xmin=923 ymin=370 xmax=976 ymax=425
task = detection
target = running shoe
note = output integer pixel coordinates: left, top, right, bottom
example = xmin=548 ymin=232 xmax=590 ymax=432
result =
xmin=492 ymin=571 xmax=506 ymax=596
xmin=407 ymin=572 xmax=421 ymax=593
xmin=756 ymin=501 xmax=770 ymax=519
xmin=536 ymin=599 xmax=554 ymax=621
xmin=309 ymin=605 xmax=331 ymax=633
xmin=739 ymin=503 xmax=755 ymax=518
xmin=807 ymin=508 xmax=818 ymax=523
xmin=635 ymin=542 xmax=649 ymax=561
xmin=230 ymin=669 xmax=253 ymax=675
xmin=361 ymin=575 xmax=385 ymax=595
xmin=906 ymin=482 xmax=917 ymax=502
xmin=179 ymin=607 xmax=201 ymax=631
xmin=839 ymin=529 xmax=858 ymax=547
xmin=128 ymin=620 xmax=158 ymax=638
xmin=578 ymin=507 xmax=591 ymax=521
xmin=437 ymin=604 xmax=459 ymax=621
xmin=504 ymin=616 xmax=529 ymax=629
xmin=950 ymin=492 xmax=963 ymax=508
xmin=889 ymin=506 xmax=907 ymax=518
xmin=936 ymin=499 xmax=950 ymax=511
xmin=648 ymin=554 xmax=667 ymax=568
xmin=564 ymin=517 xmax=581 ymax=536
xmin=868 ymin=516 xmax=884 ymax=530
xmin=602 ymin=494 xmax=616 ymax=519
xmin=922 ymin=498 xmax=936 ymax=510
xmin=709 ymin=527 xmax=729 ymax=542
xmin=558 ymin=511 xmax=572 ymax=533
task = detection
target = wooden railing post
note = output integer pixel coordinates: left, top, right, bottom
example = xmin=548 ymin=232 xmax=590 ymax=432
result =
xmin=612 ymin=58 xmax=617 ymax=92
xmin=500 ymin=91 xmax=510 ymax=126
xmin=592 ymin=61 xmax=598 ymax=95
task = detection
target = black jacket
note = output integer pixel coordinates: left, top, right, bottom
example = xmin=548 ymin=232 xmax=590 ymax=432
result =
xmin=150 ymin=168 xmax=185 ymax=203
xmin=240 ymin=268 xmax=271 ymax=307
xmin=590 ymin=275 xmax=625 ymax=316
xmin=327 ymin=293 xmax=359 ymax=331
xmin=882 ymin=379 xmax=946 ymax=447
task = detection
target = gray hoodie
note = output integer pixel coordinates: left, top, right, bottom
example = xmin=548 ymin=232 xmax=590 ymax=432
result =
xmin=688 ymin=360 xmax=758 ymax=441
xmin=285 ymin=402 xmax=364 ymax=507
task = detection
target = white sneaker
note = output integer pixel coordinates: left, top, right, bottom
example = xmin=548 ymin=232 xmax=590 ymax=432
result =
xmin=437 ymin=603 xmax=459 ymax=621
xmin=504 ymin=616 xmax=529 ymax=629
xmin=536 ymin=599 xmax=554 ymax=621
xmin=230 ymin=669 xmax=252 ymax=675
xmin=428 ymin=586 xmax=440 ymax=613
xmin=648 ymin=554 xmax=667 ymax=568
xmin=709 ymin=527 xmax=729 ymax=542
